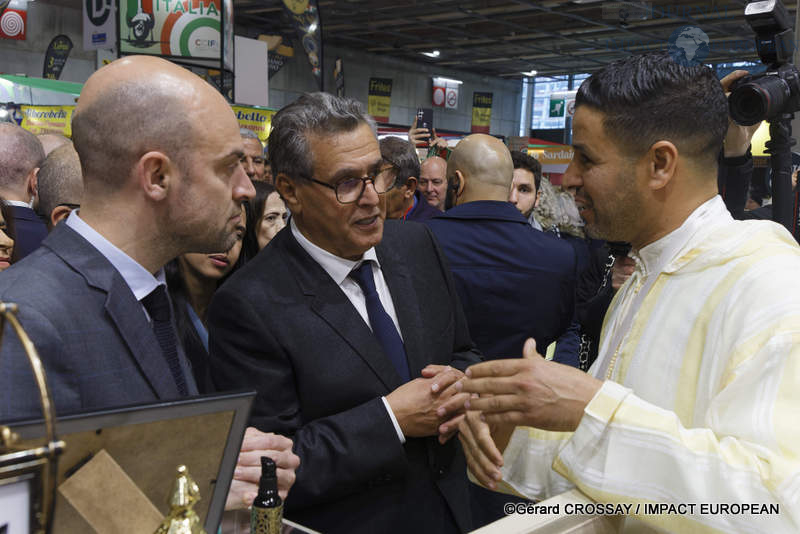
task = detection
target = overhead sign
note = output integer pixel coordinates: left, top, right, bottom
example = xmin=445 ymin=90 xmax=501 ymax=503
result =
xmin=367 ymin=77 xmax=392 ymax=123
xmin=119 ymin=0 xmax=233 ymax=69
xmin=433 ymin=76 xmax=461 ymax=110
xmin=83 ymin=0 xmax=116 ymax=50
xmin=471 ymin=92 xmax=492 ymax=134
xmin=0 ymin=0 xmax=26 ymax=40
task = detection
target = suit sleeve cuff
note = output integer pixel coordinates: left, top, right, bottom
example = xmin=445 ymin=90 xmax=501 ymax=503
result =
xmin=381 ymin=396 xmax=406 ymax=444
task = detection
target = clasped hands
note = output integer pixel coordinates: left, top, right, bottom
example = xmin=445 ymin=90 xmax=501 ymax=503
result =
xmin=434 ymin=339 xmax=603 ymax=490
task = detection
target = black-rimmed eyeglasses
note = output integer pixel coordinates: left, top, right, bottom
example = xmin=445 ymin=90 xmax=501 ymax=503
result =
xmin=308 ymin=166 xmax=397 ymax=204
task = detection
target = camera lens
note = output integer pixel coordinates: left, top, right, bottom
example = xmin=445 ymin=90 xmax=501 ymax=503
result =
xmin=729 ymin=75 xmax=791 ymax=125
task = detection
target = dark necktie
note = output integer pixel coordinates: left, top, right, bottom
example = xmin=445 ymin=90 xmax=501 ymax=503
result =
xmin=141 ymin=285 xmax=189 ymax=396
xmin=350 ymin=261 xmax=411 ymax=382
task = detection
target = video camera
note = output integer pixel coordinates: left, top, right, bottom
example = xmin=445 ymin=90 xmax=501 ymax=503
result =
xmin=729 ymin=0 xmax=800 ymax=126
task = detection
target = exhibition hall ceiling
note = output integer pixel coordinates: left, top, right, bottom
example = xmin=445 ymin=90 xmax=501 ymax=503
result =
xmin=233 ymin=0 xmax=777 ymax=78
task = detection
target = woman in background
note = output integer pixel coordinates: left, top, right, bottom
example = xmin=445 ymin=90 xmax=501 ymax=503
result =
xmin=166 ymin=206 xmax=246 ymax=392
xmin=242 ymin=181 xmax=288 ymax=260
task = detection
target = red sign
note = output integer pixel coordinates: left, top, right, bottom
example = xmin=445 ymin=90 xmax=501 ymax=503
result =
xmin=432 ymin=85 xmax=445 ymax=107
xmin=0 ymin=7 xmax=26 ymax=40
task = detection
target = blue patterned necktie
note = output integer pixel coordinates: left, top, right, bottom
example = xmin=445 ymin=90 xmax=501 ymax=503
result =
xmin=350 ymin=261 xmax=410 ymax=383
xmin=141 ymin=285 xmax=189 ymax=396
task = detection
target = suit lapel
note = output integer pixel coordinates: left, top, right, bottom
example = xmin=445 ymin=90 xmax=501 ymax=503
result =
xmin=376 ymin=243 xmax=427 ymax=379
xmin=281 ymin=230 xmax=403 ymax=391
xmin=44 ymin=225 xmax=180 ymax=399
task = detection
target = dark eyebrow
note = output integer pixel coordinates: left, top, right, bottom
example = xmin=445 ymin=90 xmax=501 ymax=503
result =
xmin=328 ymin=158 xmax=384 ymax=183
xmin=571 ymin=142 xmax=595 ymax=158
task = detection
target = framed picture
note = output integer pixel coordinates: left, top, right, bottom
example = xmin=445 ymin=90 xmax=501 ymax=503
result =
xmin=0 ymin=458 xmax=45 ymax=534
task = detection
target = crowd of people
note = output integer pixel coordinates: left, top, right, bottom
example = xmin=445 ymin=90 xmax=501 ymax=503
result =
xmin=0 ymin=50 xmax=798 ymax=533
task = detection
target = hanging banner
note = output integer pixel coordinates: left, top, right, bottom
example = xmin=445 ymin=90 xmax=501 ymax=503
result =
xmin=20 ymin=105 xmax=74 ymax=137
xmin=83 ymin=0 xmax=116 ymax=50
xmin=119 ymin=0 xmax=233 ymax=70
xmin=232 ymin=104 xmax=276 ymax=145
xmin=282 ymin=0 xmax=322 ymax=90
xmin=471 ymin=92 xmax=493 ymax=134
xmin=334 ymin=57 xmax=344 ymax=97
xmin=367 ymin=77 xmax=392 ymax=123
xmin=0 ymin=0 xmax=26 ymax=40
xmin=43 ymin=35 xmax=74 ymax=80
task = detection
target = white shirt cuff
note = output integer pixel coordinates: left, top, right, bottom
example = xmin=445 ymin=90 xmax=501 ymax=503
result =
xmin=381 ymin=396 xmax=406 ymax=444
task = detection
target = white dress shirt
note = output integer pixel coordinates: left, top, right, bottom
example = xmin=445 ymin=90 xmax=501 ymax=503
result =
xmin=65 ymin=211 xmax=166 ymax=314
xmin=291 ymin=218 xmax=407 ymax=443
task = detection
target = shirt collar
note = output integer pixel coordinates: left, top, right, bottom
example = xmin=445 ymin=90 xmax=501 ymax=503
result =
xmin=631 ymin=195 xmax=727 ymax=277
xmin=290 ymin=218 xmax=380 ymax=285
xmin=65 ymin=211 xmax=165 ymax=300
xmin=5 ymin=199 xmax=32 ymax=208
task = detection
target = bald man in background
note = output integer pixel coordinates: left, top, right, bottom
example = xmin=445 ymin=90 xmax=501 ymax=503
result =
xmin=0 ymin=56 xmax=298 ymax=509
xmin=0 ymin=123 xmax=48 ymax=259
xmin=418 ymin=155 xmax=448 ymax=211
xmin=426 ymin=134 xmax=580 ymax=525
xmin=37 ymin=133 xmax=72 ymax=156
xmin=36 ymin=144 xmax=83 ymax=229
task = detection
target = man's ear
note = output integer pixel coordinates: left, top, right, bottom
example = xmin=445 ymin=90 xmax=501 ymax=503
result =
xmin=50 ymin=205 xmax=73 ymax=228
xmin=647 ymin=141 xmax=679 ymax=191
xmin=275 ymin=173 xmax=301 ymax=215
xmin=137 ymin=151 xmax=174 ymax=201
xmin=534 ymin=189 xmax=542 ymax=209
xmin=454 ymin=170 xmax=466 ymax=197
xmin=405 ymin=176 xmax=418 ymax=198
xmin=27 ymin=167 xmax=39 ymax=200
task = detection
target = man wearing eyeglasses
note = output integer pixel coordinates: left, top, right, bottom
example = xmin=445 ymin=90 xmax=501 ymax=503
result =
xmin=208 ymin=92 xmax=481 ymax=534
xmin=419 ymin=155 xmax=448 ymax=211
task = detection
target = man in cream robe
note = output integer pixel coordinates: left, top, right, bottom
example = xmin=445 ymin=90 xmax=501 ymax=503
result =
xmin=442 ymin=52 xmax=800 ymax=532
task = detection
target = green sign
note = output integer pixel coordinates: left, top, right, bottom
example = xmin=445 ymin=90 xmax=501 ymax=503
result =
xmin=549 ymin=98 xmax=565 ymax=118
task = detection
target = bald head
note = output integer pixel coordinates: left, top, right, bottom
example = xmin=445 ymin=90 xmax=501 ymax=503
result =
xmin=448 ymin=134 xmax=513 ymax=190
xmin=0 ymin=123 xmax=45 ymax=199
xmin=71 ymin=55 xmax=229 ymax=193
xmin=37 ymin=144 xmax=83 ymax=229
xmin=37 ymin=133 xmax=72 ymax=156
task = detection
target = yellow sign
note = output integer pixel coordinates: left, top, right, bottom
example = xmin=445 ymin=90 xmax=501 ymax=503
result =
xmin=367 ymin=77 xmax=392 ymax=123
xmin=231 ymin=105 xmax=276 ymax=145
xmin=20 ymin=105 xmax=74 ymax=137
xmin=471 ymin=92 xmax=492 ymax=134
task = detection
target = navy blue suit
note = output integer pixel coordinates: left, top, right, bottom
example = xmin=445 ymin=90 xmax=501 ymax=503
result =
xmin=426 ymin=201 xmax=578 ymax=362
xmin=8 ymin=204 xmax=47 ymax=260
xmin=405 ymin=190 xmax=442 ymax=222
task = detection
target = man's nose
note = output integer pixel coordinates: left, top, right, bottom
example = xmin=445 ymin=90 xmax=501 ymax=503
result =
xmin=562 ymin=160 xmax=581 ymax=193
xmin=243 ymin=157 xmax=256 ymax=177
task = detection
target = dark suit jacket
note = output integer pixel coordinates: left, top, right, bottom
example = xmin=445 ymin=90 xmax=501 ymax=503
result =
xmin=208 ymin=220 xmax=480 ymax=534
xmin=406 ymin=190 xmax=443 ymax=222
xmin=0 ymin=223 xmax=197 ymax=422
xmin=8 ymin=204 xmax=48 ymax=260
xmin=426 ymin=201 xmax=578 ymax=361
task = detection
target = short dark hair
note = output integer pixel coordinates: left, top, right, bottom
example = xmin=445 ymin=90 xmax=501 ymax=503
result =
xmin=268 ymin=92 xmax=376 ymax=181
xmin=379 ymin=137 xmax=420 ymax=187
xmin=37 ymin=144 xmax=83 ymax=225
xmin=511 ymin=151 xmax=541 ymax=192
xmin=575 ymin=51 xmax=727 ymax=165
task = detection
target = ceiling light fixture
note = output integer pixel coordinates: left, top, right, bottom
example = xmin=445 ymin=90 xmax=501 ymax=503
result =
xmin=433 ymin=76 xmax=463 ymax=85
xmin=520 ymin=69 xmax=538 ymax=77
xmin=421 ymin=50 xmax=440 ymax=58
